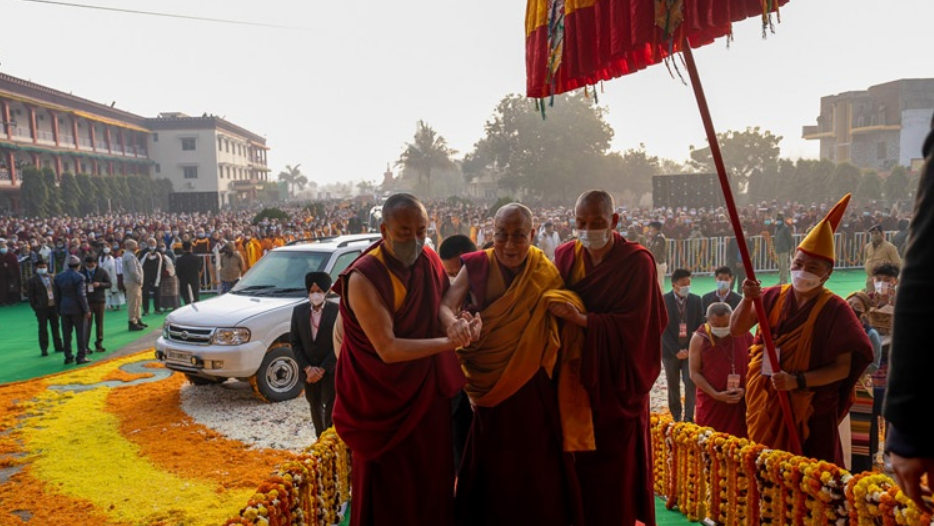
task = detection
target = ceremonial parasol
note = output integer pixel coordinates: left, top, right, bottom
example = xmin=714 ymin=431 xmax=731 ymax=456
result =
xmin=525 ymin=0 xmax=801 ymax=453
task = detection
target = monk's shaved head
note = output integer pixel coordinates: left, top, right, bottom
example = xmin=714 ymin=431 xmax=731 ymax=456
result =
xmin=381 ymin=193 xmax=426 ymax=225
xmin=494 ymin=203 xmax=533 ymax=230
xmin=575 ymin=190 xmax=614 ymax=217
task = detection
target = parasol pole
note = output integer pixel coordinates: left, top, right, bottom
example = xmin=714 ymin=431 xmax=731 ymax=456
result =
xmin=681 ymin=43 xmax=802 ymax=455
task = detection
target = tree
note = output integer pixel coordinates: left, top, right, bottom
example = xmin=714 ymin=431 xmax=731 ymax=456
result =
xmin=396 ymin=120 xmax=457 ymax=199
xmin=75 ymin=173 xmax=96 ymax=215
xmin=153 ymin=178 xmax=173 ymax=211
xmin=91 ymin=176 xmax=110 ymax=214
xmin=792 ymin=158 xmax=836 ymax=204
xmin=277 ymin=164 xmax=308 ymax=197
xmin=884 ymin=165 xmax=910 ymax=205
xmin=829 ymin=162 xmax=861 ymax=198
xmin=43 ymin=168 xmax=62 ymax=217
xmin=688 ymin=127 xmax=782 ymax=195
xmin=20 ymin=167 xmax=49 ymax=217
xmin=466 ymin=93 xmax=612 ymax=201
xmin=601 ymin=145 xmax=660 ymax=198
xmin=107 ymin=176 xmax=129 ymax=211
xmin=856 ymin=170 xmax=884 ymax=202
xmin=59 ymin=173 xmax=82 ymax=216
xmin=357 ymin=180 xmax=377 ymax=196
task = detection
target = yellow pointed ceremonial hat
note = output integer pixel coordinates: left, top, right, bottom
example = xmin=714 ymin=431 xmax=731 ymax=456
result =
xmin=797 ymin=193 xmax=851 ymax=264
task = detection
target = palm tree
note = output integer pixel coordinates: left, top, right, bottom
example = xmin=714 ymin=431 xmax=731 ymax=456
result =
xmin=277 ymin=164 xmax=309 ymax=197
xmin=396 ymin=121 xmax=456 ymax=198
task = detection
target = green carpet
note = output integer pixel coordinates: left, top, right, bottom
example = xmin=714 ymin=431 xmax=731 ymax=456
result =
xmin=0 ymin=303 xmax=169 ymax=384
xmin=664 ymin=269 xmax=869 ymax=298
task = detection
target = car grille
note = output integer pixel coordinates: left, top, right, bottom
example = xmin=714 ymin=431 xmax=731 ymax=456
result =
xmin=166 ymin=324 xmax=215 ymax=346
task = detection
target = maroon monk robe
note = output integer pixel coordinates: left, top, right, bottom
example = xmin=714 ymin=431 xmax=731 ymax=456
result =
xmin=554 ymin=233 xmax=667 ymax=526
xmin=454 ymin=250 xmax=581 ymax=526
xmin=752 ymin=286 xmax=873 ymax=464
xmin=333 ymin=241 xmax=465 ymax=526
xmin=693 ymin=325 xmax=754 ymax=438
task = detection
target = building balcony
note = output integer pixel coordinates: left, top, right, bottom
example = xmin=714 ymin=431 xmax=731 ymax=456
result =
xmin=802 ymin=125 xmax=834 ymax=140
xmin=850 ymin=124 xmax=901 ymax=135
xmin=13 ymin=127 xmax=31 ymax=139
xmin=37 ymin=130 xmax=56 ymax=144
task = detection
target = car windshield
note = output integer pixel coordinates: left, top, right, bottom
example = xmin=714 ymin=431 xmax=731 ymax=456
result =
xmin=231 ymin=251 xmax=328 ymax=297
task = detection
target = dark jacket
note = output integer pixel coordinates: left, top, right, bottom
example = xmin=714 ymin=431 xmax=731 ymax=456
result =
xmin=701 ymin=290 xmax=742 ymax=313
xmin=175 ymin=252 xmax=203 ymax=284
xmin=53 ymin=268 xmax=89 ymax=316
xmin=773 ymin=222 xmax=794 ymax=254
xmin=80 ymin=266 xmax=112 ymax=304
xmin=884 ymin=123 xmax=934 ymax=458
xmin=26 ymin=273 xmax=55 ymax=311
xmin=290 ymin=301 xmax=339 ymax=374
xmin=661 ymin=291 xmax=704 ymax=359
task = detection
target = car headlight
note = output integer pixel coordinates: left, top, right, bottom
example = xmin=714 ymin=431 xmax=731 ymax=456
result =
xmin=212 ymin=328 xmax=251 ymax=345
xmin=162 ymin=321 xmax=170 ymax=339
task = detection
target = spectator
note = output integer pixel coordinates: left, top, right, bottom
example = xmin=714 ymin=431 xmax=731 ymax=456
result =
xmin=662 ymin=268 xmax=703 ymax=423
xmin=438 ymin=234 xmax=477 ymax=281
xmin=157 ymin=242 xmax=180 ymax=311
xmin=140 ymin=238 xmax=163 ymax=315
xmin=102 ymin=242 xmax=125 ymax=311
xmin=81 ymin=255 xmax=111 ymax=353
xmin=701 ymin=266 xmax=743 ymax=313
xmin=726 ymin=231 xmax=748 ymax=293
xmin=218 ymin=241 xmax=245 ymax=294
xmin=175 ymin=241 xmax=203 ymax=304
xmin=0 ymin=239 xmax=20 ymax=305
xmin=891 ymin=219 xmax=910 ymax=258
xmin=868 ymin=262 xmax=899 ymax=309
xmin=773 ymin=213 xmax=794 ymax=284
xmin=537 ymin=221 xmax=561 ymax=261
xmin=689 ymin=302 xmax=753 ymax=438
xmin=844 ymin=291 xmax=882 ymax=473
xmin=646 ymin=221 xmax=668 ymax=290
xmin=122 ymin=239 xmax=145 ymax=331
xmin=25 ymin=259 xmax=63 ymax=357
xmin=863 ymin=224 xmax=901 ymax=293
xmin=53 ymin=255 xmax=91 ymax=365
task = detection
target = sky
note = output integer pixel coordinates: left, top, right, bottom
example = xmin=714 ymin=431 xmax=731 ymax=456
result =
xmin=0 ymin=0 xmax=931 ymax=187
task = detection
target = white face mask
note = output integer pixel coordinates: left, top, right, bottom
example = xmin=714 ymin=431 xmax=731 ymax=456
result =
xmin=716 ymin=280 xmax=731 ymax=294
xmin=578 ymin=229 xmax=610 ymax=250
xmin=309 ymin=292 xmax=326 ymax=306
xmin=103 ymin=247 xmax=111 ymax=254
xmin=37 ymin=268 xmax=48 ymax=275
xmin=874 ymin=281 xmax=891 ymax=294
xmin=709 ymin=326 xmax=731 ymax=338
xmin=791 ymin=270 xmax=824 ymax=293
xmin=675 ymin=285 xmax=690 ymax=298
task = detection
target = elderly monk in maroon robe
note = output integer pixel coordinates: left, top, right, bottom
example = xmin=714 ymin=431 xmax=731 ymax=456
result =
xmin=440 ymin=203 xmax=582 ymax=526
xmin=552 ymin=190 xmax=667 ymax=526
xmin=688 ymin=302 xmax=754 ymax=438
xmin=731 ymin=194 xmax=873 ymax=464
xmin=332 ymin=193 xmax=475 ymax=526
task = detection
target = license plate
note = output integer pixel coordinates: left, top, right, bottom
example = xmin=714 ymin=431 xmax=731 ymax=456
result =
xmin=166 ymin=349 xmax=192 ymax=362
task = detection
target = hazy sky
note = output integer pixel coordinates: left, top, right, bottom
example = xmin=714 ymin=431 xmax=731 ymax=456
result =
xmin=1 ymin=0 xmax=930 ymax=187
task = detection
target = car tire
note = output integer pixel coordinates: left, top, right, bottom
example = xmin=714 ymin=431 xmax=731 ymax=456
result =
xmin=250 ymin=342 xmax=303 ymax=402
xmin=185 ymin=374 xmax=225 ymax=386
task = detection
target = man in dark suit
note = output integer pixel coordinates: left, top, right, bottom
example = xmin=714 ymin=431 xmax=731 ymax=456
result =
xmin=701 ymin=265 xmax=743 ymax=313
xmin=291 ymin=271 xmax=338 ymax=439
xmin=662 ymin=268 xmax=704 ymax=422
xmin=175 ymin=241 xmax=203 ymax=305
xmin=54 ymin=255 xmax=91 ymax=365
xmin=25 ymin=259 xmax=63 ymax=356
xmin=885 ymin=117 xmax=934 ymax=514
xmin=81 ymin=255 xmax=112 ymax=353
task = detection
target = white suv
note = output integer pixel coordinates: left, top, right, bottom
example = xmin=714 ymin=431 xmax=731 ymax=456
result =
xmin=155 ymin=233 xmax=381 ymax=402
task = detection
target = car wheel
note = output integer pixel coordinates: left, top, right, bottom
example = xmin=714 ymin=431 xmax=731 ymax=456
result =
xmin=185 ymin=374 xmax=225 ymax=386
xmin=250 ymin=342 xmax=303 ymax=402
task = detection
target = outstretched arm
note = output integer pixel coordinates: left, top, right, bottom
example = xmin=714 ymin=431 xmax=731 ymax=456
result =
xmin=347 ymin=271 xmax=456 ymax=364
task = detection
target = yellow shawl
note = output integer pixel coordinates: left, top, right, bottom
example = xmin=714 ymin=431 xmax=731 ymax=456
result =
xmin=457 ymin=247 xmax=595 ymax=451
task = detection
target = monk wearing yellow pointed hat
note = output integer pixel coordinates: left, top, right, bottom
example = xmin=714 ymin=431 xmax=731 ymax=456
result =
xmin=730 ymin=194 xmax=874 ymax=464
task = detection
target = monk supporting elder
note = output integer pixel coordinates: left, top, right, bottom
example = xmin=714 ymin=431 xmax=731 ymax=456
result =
xmin=552 ymin=190 xmax=667 ymax=526
xmin=441 ymin=203 xmax=581 ymax=526
xmin=332 ymin=193 xmax=476 ymax=526
xmin=730 ymin=194 xmax=873 ymax=464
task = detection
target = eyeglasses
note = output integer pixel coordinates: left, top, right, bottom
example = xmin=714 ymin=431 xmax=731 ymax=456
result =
xmin=493 ymin=232 xmax=531 ymax=244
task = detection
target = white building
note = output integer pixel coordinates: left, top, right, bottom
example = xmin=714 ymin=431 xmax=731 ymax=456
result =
xmin=146 ymin=112 xmax=270 ymax=210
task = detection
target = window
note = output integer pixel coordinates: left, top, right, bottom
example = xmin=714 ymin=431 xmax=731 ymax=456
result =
xmin=181 ymin=137 xmax=196 ymax=151
xmin=329 ymin=251 xmax=361 ymax=282
xmin=155 ymin=164 xmax=161 ymax=174
xmin=152 ymin=132 xmax=159 ymax=142
xmin=225 ymin=141 xmax=230 ymax=153
xmin=183 ymin=166 xmax=198 ymax=179
xmin=218 ymin=138 xmax=223 ymax=151
xmin=218 ymin=164 xmax=224 ymax=178
xmin=877 ymin=142 xmax=887 ymax=160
